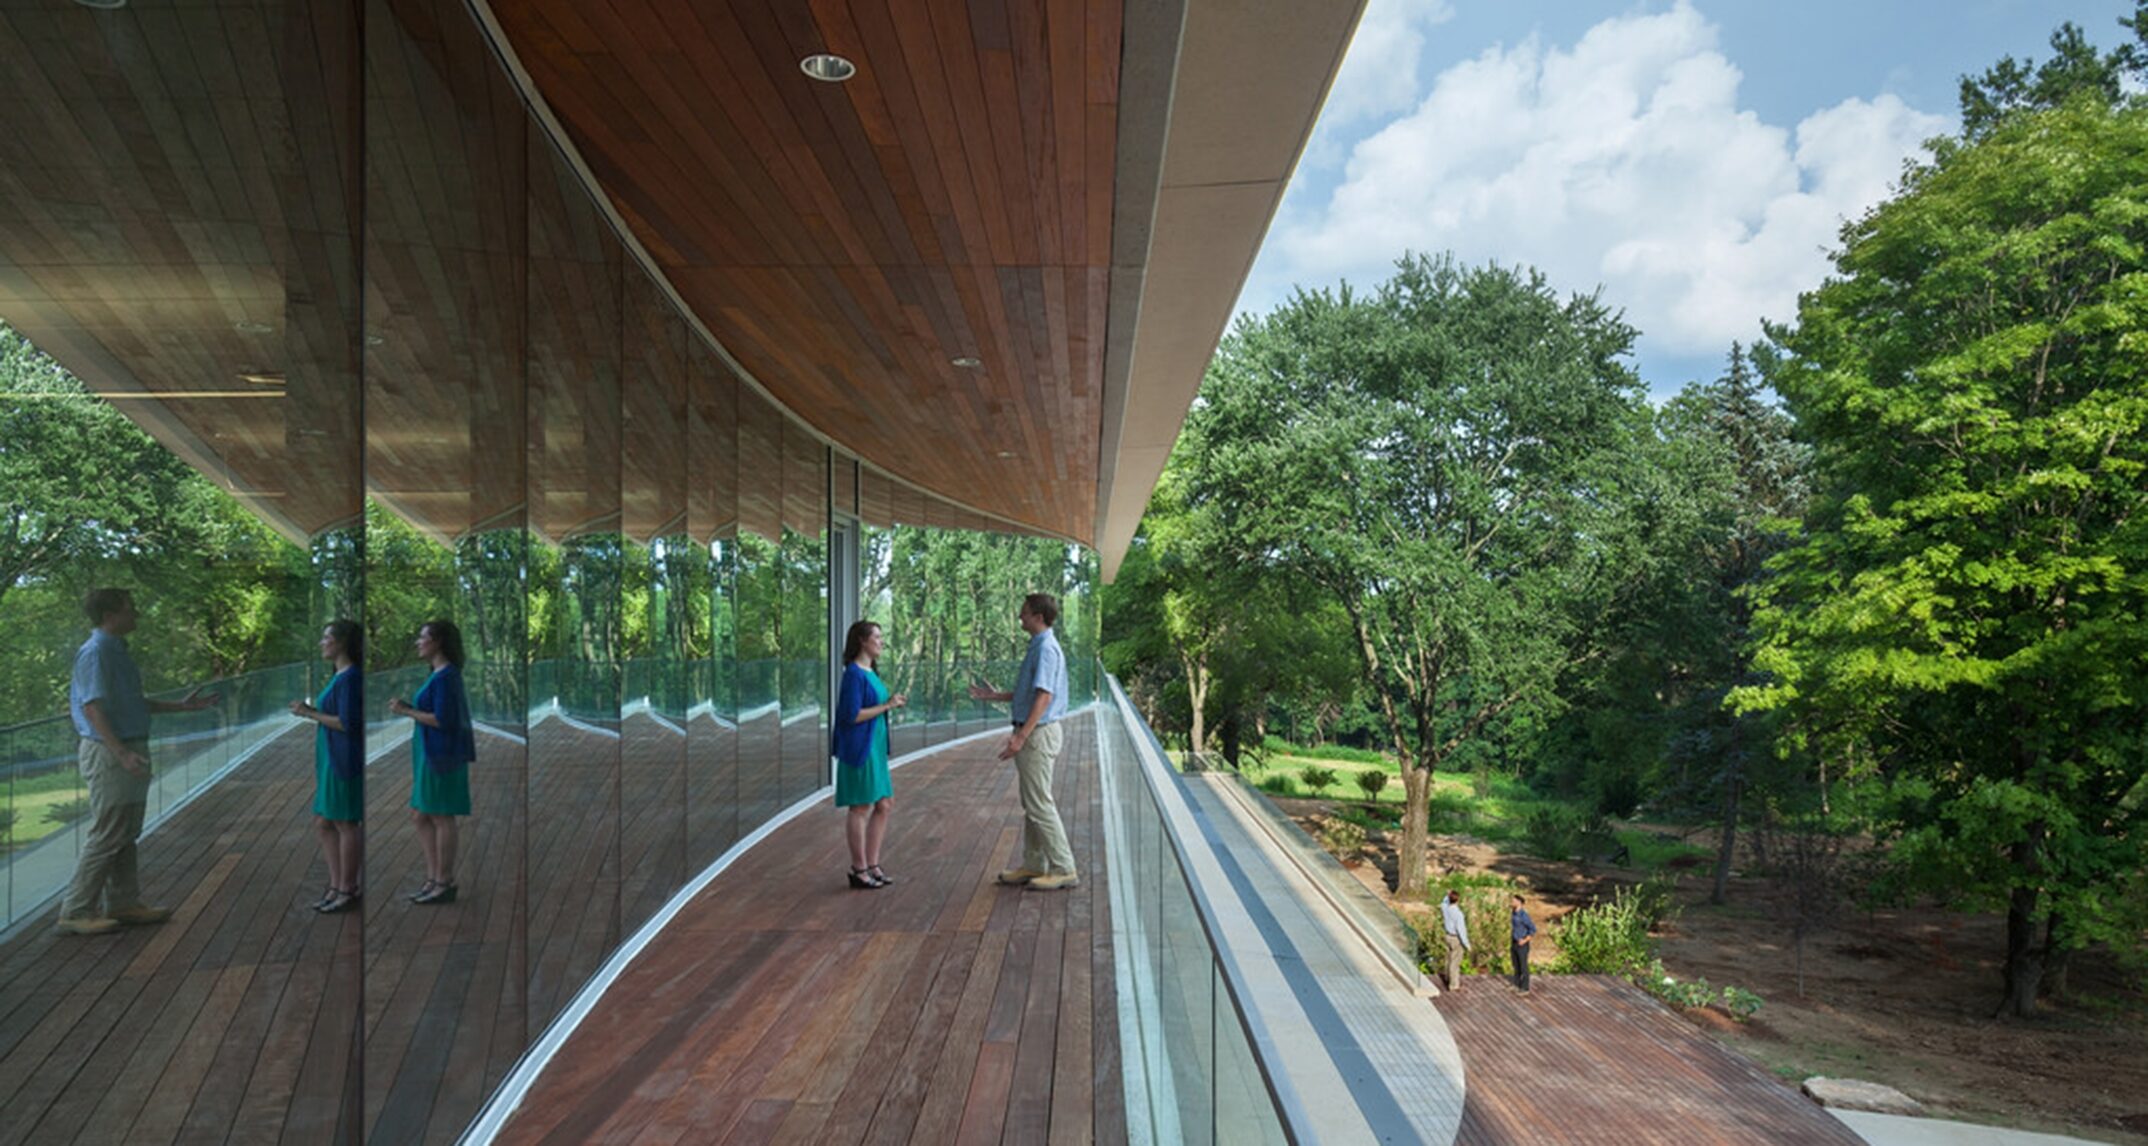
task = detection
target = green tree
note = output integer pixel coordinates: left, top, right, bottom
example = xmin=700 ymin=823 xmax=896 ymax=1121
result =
xmin=0 ymin=322 xmax=205 ymax=616
xmin=1737 ymin=96 xmax=2148 ymax=1017
xmin=1184 ymin=254 xmax=1667 ymax=893
xmin=1957 ymin=3 xmax=2145 ymax=141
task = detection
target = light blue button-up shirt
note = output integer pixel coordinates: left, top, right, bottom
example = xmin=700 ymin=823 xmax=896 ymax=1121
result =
xmin=1009 ymin=628 xmax=1068 ymax=728
xmin=71 ymin=628 xmax=150 ymax=741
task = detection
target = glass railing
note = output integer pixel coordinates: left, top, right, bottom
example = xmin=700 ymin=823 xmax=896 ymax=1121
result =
xmin=0 ymin=662 xmax=312 ymax=931
xmin=1098 ymin=672 xmax=1291 ymax=1145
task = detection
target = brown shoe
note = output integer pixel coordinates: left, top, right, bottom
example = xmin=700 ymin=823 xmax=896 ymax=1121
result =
xmin=996 ymin=867 xmax=1046 ymax=886
xmin=1028 ymin=872 xmax=1080 ymax=891
xmin=56 ymin=915 xmax=120 ymax=936
xmin=110 ymin=904 xmax=173 ymax=926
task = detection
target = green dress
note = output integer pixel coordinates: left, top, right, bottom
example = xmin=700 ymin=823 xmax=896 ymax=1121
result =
xmin=312 ymin=673 xmax=363 ymax=822
xmin=411 ymin=668 xmax=473 ymax=816
xmin=834 ymin=667 xmax=892 ymax=807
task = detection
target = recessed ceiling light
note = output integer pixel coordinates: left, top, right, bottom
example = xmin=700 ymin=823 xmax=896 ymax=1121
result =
xmin=364 ymin=334 xmax=385 ymax=347
xmin=74 ymin=0 xmax=127 ymax=8
xmin=800 ymin=54 xmax=856 ymax=83
xmin=951 ymin=356 xmax=982 ymax=369
xmin=996 ymin=450 xmax=1016 ymax=458
xmin=233 ymin=319 xmax=273 ymax=334
xmin=237 ymin=371 xmax=286 ymax=387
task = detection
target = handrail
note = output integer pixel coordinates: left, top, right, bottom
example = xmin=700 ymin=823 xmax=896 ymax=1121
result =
xmin=1099 ymin=671 xmax=1302 ymax=1144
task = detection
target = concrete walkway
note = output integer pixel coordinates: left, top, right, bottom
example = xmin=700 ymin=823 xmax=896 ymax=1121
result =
xmin=1834 ymin=1110 xmax=2117 ymax=1145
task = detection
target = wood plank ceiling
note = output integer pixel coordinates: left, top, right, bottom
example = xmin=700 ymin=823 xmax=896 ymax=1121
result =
xmin=488 ymin=0 xmax=1118 ymax=543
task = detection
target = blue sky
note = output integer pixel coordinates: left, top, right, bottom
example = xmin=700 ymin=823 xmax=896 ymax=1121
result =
xmin=1238 ymin=0 xmax=2137 ymax=398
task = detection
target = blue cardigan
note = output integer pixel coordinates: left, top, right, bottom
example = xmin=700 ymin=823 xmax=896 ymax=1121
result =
xmin=830 ymin=662 xmax=882 ymax=768
xmin=319 ymin=667 xmax=365 ymax=781
xmin=415 ymin=664 xmax=476 ymax=770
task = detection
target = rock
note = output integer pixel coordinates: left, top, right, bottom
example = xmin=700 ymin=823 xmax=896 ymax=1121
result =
xmin=1800 ymin=1077 xmax=1926 ymax=1116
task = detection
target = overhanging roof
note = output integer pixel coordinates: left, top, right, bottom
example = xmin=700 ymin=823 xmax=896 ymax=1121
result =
xmin=481 ymin=0 xmax=1364 ymax=576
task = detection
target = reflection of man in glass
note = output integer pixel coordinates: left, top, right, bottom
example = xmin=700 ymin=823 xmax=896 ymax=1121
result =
xmin=968 ymin=593 xmax=1078 ymax=891
xmin=59 ymin=588 xmax=219 ymax=936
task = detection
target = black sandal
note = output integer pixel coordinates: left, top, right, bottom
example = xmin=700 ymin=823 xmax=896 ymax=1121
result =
xmin=868 ymin=865 xmax=894 ymax=885
xmin=406 ymin=879 xmax=438 ymax=902
xmin=316 ymin=888 xmax=360 ymax=914
xmin=413 ymin=881 xmax=457 ymax=905
xmin=848 ymin=867 xmax=886 ymax=890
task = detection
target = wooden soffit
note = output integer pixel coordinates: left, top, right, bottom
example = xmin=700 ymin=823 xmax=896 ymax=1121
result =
xmin=480 ymin=0 xmax=1363 ymax=565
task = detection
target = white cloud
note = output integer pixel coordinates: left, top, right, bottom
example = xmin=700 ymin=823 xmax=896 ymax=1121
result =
xmin=1266 ymin=1 xmax=1951 ymax=359
xmin=1320 ymin=0 xmax=1456 ymax=129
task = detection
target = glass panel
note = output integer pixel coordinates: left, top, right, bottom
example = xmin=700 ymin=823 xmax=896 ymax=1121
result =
xmin=735 ymin=394 xmax=783 ymax=834
xmin=780 ymin=422 xmax=827 ymax=803
xmin=620 ymin=274 xmax=687 ymax=934
xmin=524 ymin=127 xmax=624 ymax=1038
xmin=363 ymin=3 xmax=531 ymax=1138
xmin=685 ymin=343 xmax=738 ymax=868
xmin=0 ymin=0 xmax=369 ymax=1135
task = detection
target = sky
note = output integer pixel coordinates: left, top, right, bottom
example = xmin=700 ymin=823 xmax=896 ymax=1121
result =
xmin=1236 ymin=0 xmax=2139 ymax=399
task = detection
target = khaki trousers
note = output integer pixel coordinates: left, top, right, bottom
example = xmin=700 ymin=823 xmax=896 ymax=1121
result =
xmin=62 ymin=738 xmax=152 ymax=919
xmin=1013 ymin=721 xmax=1075 ymax=875
xmin=1443 ymin=933 xmax=1467 ymax=990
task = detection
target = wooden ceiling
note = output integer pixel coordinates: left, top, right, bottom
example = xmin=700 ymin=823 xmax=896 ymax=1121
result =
xmin=486 ymin=0 xmax=1118 ymax=543
xmin=1 ymin=0 xmax=1357 ymax=560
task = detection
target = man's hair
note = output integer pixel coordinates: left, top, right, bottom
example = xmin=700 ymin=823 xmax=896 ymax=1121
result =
xmin=1510 ymin=893 xmax=1525 ymax=906
xmin=1022 ymin=593 xmax=1059 ymax=627
xmin=84 ymin=587 xmax=133 ymax=626
xmin=1447 ymin=890 xmax=1461 ymax=903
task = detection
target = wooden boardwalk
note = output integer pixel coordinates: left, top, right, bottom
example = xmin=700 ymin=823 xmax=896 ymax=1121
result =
xmin=492 ymin=714 xmax=1124 ymax=1146
xmin=1439 ymin=974 xmax=1863 ymax=1145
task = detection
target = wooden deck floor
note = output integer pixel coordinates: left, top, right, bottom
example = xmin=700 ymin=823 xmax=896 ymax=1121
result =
xmin=1438 ymin=974 xmax=1863 ymax=1145
xmin=0 ymin=712 xmax=760 ymax=1145
xmin=492 ymin=714 xmax=1124 ymax=1146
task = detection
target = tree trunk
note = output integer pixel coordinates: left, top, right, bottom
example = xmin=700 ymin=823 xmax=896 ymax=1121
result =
xmin=1397 ymin=766 xmax=1431 ymax=897
xmin=1183 ymin=655 xmax=1208 ymax=756
xmin=1711 ymin=735 xmax=1742 ymax=906
xmin=1998 ymin=826 xmax=2047 ymax=1018
xmin=2000 ymin=881 xmax=2043 ymax=1018
xmin=2039 ymin=911 xmax=2069 ymax=1000
xmin=1709 ymin=772 xmax=1744 ymax=905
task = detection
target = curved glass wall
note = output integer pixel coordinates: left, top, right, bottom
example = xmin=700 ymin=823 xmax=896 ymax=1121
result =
xmin=0 ymin=3 xmax=1099 ymax=1143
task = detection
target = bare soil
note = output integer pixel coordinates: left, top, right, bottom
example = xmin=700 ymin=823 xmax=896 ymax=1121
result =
xmin=1279 ymin=797 xmax=2148 ymax=1145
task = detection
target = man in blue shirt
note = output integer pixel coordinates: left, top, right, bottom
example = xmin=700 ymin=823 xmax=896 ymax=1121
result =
xmin=1510 ymin=893 xmax=1538 ymax=992
xmin=968 ymin=593 xmax=1077 ymax=890
xmin=59 ymin=588 xmax=218 ymax=936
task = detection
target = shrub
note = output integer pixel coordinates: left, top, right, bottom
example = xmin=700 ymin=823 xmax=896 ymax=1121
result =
xmin=1720 ymin=985 xmax=1764 ymax=1021
xmin=1256 ymin=775 xmax=1298 ymax=798
xmin=1317 ymin=817 xmax=1367 ymax=857
xmin=1550 ymin=884 xmax=1655 ymax=975
xmin=1353 ymin=770 xmax=1390 ymax=801
xmin=44 ymin=798 xmax=91 ymax=826
xmin=1300 ymin=766 xmax=1337 ymax=796
xmin=1523 ymin=805 xmax=1581 ymax=860
xmin=0 ymin=807 xmax=15 ymax=837
xmin=1262 ymin=736 xmax=1390 ymax=766
xmin=1426 ymin=788 xmax=1473 ymax=833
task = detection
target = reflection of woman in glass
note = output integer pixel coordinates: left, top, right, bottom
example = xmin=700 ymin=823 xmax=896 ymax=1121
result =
xmin=388 ymin=619 xmax=473 ymax=905
xmin=833 ymin=620 xmax=905 ymax=889
xmin=290 ymin=619 xmax=365 ymax=914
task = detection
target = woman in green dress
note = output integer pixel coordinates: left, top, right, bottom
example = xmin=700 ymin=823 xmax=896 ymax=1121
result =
xmin=832 ymin=620 xmax=905 ymax=889
xmin=289 ymin=619 xmax=363 ymax=914
xmin=388 ymin=619 xmax=474 ymax=905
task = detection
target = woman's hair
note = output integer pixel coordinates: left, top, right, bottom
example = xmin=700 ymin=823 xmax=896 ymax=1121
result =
xmin=841 ymin=619 xmax=881 ymax=666
xmin=422 ymin=618 xmax=466 ymax=667
xmin=326 ymin=618 xmax=363 ymax=663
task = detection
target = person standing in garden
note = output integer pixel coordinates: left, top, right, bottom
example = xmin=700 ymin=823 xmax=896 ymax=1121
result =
xmin=1511 ymin=893 xmax=1538 ymax=992
xmin=57 ymin=588 xmax=219 ymax=936
xmin=1440 ymin=889 xmax=1471 ymax=992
